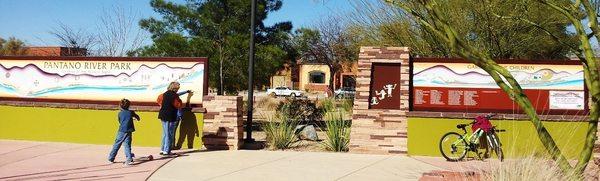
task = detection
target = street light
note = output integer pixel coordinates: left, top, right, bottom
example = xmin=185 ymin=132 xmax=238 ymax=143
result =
xmin=245 ymin=0 xmax=257 ymax=143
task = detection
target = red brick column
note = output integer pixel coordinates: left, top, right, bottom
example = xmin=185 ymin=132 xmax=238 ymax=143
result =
xmin=349 ymin=47 xmax=411 ymax=154
xmin=202 ymin=95 xmax=244 ymax=150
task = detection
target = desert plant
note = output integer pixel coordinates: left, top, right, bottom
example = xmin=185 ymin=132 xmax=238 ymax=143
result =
xmin=322 ymin=112 xmax=351 ymax=152
xmin=483 ymin=156 xmax=571 ymax=181
xmin=256 ymin=96 xmax=280 ymax=110
xmin=340 ymin=98 xmax=354 ymax=114
xmin=277 ymin=98 xmax=323 ymax=123
xmin=318 ymin=97 xmax=337 ymax=113
xmin=263 ymin=114 xmax=298 ymax=150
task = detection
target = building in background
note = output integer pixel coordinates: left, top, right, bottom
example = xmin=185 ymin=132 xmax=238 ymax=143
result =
xmin=24 ymin=47 xmax=87 ymax=56
xmin=269 ymin=60 xmax=358 ymax=94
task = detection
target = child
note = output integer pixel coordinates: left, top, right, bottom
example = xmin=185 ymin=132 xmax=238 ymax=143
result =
xmin=108 ymin=99 xmax=141 ymax=165
xmin=172 ymin=90 xmax=193 ymax=149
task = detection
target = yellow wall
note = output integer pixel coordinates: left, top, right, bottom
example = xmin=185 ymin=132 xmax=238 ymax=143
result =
xmin=408 ymin=117 xmax=588 ymax=159
xmin=299 ymin=64 xmax=331 ymax=91
xmin=0 ymin=105 xmax=203 ymax=148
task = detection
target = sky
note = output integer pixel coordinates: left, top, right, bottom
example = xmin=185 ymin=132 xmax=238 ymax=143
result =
xmin=0 ymin=0 xmax=355 ymax=46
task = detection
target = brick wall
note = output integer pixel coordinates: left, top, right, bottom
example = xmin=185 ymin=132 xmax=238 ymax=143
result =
xmin=202 ymin=95 xmax=244 ymax=150
xmin=350 ymin=47 xmax=411 ymax=154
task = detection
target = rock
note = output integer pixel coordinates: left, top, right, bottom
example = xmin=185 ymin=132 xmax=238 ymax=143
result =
xmin=295 ymin=124 xmax=318 ymax=141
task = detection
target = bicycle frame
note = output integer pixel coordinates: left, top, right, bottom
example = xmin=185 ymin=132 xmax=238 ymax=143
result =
xmin=452 ymin=128 xmax=484 ymax=148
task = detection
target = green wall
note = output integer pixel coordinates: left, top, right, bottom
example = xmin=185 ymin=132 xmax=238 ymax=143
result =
xmin=408 ymin=117 xmax=588 ymax=159
xmin=0 ymin=105 xmax=203 ymax=148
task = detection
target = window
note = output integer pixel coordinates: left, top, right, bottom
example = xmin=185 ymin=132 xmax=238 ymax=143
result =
xmin=309 ymin=71 xmax=325 ymax=84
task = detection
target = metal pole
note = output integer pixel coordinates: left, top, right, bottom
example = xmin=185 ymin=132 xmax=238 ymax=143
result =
xmin=245 ymin=0 xmax=256 ymax=142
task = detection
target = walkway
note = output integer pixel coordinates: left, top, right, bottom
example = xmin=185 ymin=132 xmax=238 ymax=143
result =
xmin=149 ymin=150 xmax=442 ymax=181
xmin=0 ymin=140 xmax=177 ymax=181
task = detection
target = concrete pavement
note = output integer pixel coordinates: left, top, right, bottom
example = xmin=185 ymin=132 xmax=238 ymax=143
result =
xmin=0 ymin=140 xmax=463 ymax=181
xmin=149 ymin=150 xmax=443 ymax=181
xmin=0 ymin=140 xmax=178 ymax=181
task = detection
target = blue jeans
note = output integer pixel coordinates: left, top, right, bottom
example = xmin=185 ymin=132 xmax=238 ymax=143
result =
xmin=170 ymin=120 xmax=180 ymax=148
xmin=161 ymin=120 xmax=177 ymax=153
xmin=108 ymin=131 xmax=132 ymax=162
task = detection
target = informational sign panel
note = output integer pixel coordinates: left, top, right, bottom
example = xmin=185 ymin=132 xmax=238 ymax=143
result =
xmin=0 ymin=57 xmax=208 ymax=105
xmin=369 ymin=63 xmax=402 ymax=109
xmin=412 ymin=61 xmax=586 ymax=114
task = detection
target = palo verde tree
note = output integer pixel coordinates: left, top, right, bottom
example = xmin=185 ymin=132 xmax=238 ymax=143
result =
xmin=385 ymin=0 xmax=598 ymax=178
xmin=133 ymin=0 xmax=293 ymax=95
xmin=350 ymin=0 xmax=578 ymax=59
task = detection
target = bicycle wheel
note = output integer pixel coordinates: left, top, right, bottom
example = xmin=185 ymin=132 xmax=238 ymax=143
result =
xmin=487 ymin=133 xmax=504 ymax=161
xmin=439 ymin=132 xmax=468 ymax=161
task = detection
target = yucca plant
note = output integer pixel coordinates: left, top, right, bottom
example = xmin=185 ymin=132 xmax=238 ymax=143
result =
xmin=322 ymin=112 xmax=351 ymax=152
xmin=318 ymin=97 xmax=337 ymax=113
xmin=262 ymin=113 xmax=298 ymax=150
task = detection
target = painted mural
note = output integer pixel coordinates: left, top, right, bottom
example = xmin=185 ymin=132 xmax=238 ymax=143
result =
xmin=0 ymin=59 xmax=205 ymax=104
xmin=412 ymin=62 xmax=585 ymax=113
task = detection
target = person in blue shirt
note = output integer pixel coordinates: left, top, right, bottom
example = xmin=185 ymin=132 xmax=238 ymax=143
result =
xmin=108 ymin=99 xmax=140 ymax=165
xmin=171 ymin=90 xmax=193 ymax=149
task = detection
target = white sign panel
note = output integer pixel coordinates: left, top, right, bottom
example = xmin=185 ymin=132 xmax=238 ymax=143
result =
xmin=0 ymin=58 xmax=206 ymax=104
xmin=549 ymin=91 xmax=585 ymax=110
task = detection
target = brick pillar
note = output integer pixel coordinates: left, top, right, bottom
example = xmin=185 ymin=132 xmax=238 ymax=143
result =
xmin=349 ymin=47 xmax=411 ymax=154
xmin=202 ymin=95 xmax=244 ymax=150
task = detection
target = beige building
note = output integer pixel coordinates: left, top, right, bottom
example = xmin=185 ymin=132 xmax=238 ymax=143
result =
xmin=268 ymin=61 xmax=357 ymax=93
xmin=299 ymin=63 xmax=331 ymax=92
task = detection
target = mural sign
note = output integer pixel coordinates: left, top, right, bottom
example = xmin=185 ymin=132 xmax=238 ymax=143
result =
xmin=0 ymin=57 xmax=208 ymax=105
xmin=412 ymin=61 xmax=586 ymax=114
xmin=370 ymin=63 xmax=401 ymax=109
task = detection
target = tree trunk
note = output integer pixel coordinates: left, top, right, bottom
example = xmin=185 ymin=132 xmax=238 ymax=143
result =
xmin=328 ymin=64 xmax=336 ymax=96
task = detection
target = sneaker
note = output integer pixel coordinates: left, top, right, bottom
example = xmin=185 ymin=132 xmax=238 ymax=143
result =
xmin=159 ymin=151 xmax=167 ymax=155
xmin=108 ymin=159 xmax=115 ymax=164
xmin=124 ymin=160 xmax=134 ymax=165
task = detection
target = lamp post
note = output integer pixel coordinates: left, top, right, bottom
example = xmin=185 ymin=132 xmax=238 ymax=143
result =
xmin=245 ymin=0 xmax=257 ymax=142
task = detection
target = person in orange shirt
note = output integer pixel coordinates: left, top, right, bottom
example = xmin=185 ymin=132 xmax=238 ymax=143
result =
xmin=157 ymin=82 xmax=187 ymax=155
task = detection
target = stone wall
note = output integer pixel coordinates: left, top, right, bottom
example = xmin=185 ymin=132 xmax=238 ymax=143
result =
xmin=202 ymin=95 xmax=244 ymax=150
xmin=350 ymin=47 xmax=411 ymax=154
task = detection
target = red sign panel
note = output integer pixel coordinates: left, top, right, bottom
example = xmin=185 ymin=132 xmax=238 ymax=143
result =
xmin=369 ymin=63 xmax=402 ymax=109
xmin=411 ymin=61 xmax=587 ymax=114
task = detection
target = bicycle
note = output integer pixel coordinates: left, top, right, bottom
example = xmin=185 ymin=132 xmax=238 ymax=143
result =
xmin=439 ymin=114 xmax=505 ymax=162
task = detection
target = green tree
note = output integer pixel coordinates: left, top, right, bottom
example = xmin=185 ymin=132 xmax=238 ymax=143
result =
xmin=350 ymin=0 xmax=578 ymax=59
xmin=385 ymin=0 xmax=599 ymax=178
xmin=132 ymin=0 xmax=293 ymax=95
xmin=0 ymin=37 xmax=26 ymax=56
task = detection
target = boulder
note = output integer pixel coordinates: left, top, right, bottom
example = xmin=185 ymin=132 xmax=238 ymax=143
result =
xmin=295 ymin=124 xmax=318 ymax=141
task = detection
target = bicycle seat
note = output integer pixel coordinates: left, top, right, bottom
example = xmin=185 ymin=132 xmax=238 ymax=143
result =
xmin=457 ymin=124 xmax=467 ymax=129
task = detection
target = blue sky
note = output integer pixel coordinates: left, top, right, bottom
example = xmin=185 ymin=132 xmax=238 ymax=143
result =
xmin=0 ymin=0 xmax=354 ymax=46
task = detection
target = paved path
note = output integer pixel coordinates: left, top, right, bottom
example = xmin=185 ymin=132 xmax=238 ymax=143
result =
xmin=3 ymin=140 xmax=506 ymax=181
xmin=149 ymin=150 xmax=443 ymax=181
xmin=0 ymin=140 xmax=178 ymax=181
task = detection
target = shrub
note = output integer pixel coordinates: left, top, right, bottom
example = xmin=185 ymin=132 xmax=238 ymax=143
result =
xmin=262 ymin=113 xmax=298 ymax=150
xmin=322 ymin=112 xmax=351 ymax=152
xmin=256 ymin=96 xmax=279 ymax=110
xmin=277 ymin=98 xmax=323 ymax=123
xmin=340 ymin=98 xmax=354 ymax=114
xmin=318 ymin=97 xmax=337 ymax=113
